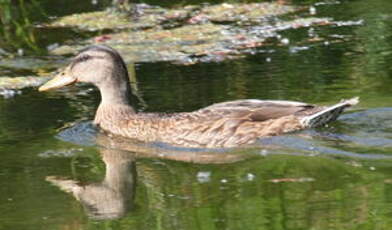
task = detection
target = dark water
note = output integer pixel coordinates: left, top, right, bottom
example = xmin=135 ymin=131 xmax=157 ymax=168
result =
xmin=1 ymin=0 xmax=392 ymax=229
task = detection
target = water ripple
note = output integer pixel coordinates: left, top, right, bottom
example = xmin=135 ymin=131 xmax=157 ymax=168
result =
xmin=260 ymin=108 xmax=392 ymax=160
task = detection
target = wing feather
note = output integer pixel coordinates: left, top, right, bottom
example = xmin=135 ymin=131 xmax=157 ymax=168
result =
xmin=199 ymin=99 xmax=314 ymax=121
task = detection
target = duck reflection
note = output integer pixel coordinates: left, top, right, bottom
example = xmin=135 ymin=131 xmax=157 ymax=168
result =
xmin=96 ymin=132 xmax=252 ymax=164
xmin=47 ymin=118 xmax=389 ymax=226
xmin=48 ymin=126 xmax=252 ymax=220
xmin=46 ymin=147 xmax=136 ymax=220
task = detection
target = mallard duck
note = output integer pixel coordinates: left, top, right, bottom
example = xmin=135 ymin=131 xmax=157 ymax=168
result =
xmin=39 ymin=45 xmax=359 ymax=148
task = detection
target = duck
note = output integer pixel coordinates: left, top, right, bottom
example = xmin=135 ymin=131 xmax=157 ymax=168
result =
xmin=39 ymin=45 xmax=359 ymax=148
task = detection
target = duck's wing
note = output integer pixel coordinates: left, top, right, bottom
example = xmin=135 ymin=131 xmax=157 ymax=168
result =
xmin=200 ymin=99 xmax=317 ymax=121
xmin=155 ymin=98 xmax=357 ymax=148
xmin=204 ymin=99 xmax=311 ymax=109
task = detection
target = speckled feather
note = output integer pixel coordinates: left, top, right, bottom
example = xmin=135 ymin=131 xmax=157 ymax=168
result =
xmin=94 ymin=98 xmax=357 ymax=148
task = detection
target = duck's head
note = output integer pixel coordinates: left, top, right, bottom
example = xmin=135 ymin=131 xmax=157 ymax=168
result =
xmin=39 ymin=45 xmax=132 ymax=104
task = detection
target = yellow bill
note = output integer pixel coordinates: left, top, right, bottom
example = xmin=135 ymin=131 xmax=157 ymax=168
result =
xmin=38 ymin=73 xmax=77 ymax=92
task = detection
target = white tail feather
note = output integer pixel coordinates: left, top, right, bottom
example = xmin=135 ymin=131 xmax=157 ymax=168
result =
xmin=301 ymin=97 xmax=359 ymax=128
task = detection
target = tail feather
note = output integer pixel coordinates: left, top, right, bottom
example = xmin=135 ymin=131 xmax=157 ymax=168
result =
xmin=301 ymin=97 xmax=359 ymax=128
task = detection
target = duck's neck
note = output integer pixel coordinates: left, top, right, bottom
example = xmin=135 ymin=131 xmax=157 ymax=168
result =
xmin=99 ymin=77 xmax=133 ymax=107
xmin=94 ymin=78 xmax=136 ymax=125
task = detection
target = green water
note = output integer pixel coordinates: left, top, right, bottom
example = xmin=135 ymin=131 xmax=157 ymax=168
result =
xmin=1 ymin=0 xmax=392 ymax=229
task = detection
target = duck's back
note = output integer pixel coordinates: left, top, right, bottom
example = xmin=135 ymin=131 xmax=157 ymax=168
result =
xmin=159 ymin=100 xmax=325 ymax=147
xmin=98 ymin=100 xmax=324 ymax=148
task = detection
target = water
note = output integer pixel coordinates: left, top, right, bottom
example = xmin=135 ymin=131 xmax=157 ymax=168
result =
xmin=1 ymin=0 xmax=392 ymax=229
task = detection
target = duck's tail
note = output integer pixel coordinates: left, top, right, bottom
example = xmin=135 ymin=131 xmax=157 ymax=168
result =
xmin=301 ymin=97 xmax=359 ymax=128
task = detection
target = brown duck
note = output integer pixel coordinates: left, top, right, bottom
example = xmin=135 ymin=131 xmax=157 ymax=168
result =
xmin=39 ymin=45 xmax=359 ymax=148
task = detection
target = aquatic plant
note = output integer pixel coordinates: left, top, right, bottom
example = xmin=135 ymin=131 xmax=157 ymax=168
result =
xmin=0 ymin=0 xmax=45 ymax=55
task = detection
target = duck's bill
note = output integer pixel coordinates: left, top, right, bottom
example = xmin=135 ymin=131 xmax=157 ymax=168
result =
xmin=38 ymin=74 xmax=76 ymax=92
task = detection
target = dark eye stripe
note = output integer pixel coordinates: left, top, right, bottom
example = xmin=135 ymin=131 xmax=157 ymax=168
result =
xmin=70 ymin=55 xmax=105 ymax=69
xmin=76 ymin=55 xmax=91 ymax=63
xmin=70 ymin=55 xmax=91 ymax=69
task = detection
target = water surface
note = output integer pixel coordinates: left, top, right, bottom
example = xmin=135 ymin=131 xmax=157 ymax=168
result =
xmin=1 ymin=0 xmax=392 ymax=229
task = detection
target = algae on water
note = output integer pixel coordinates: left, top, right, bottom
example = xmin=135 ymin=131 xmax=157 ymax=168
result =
xmin=1 ymin=2 xmax=359 ymax=90
xmin=47 ymin=3 xmax=332 ymax=64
